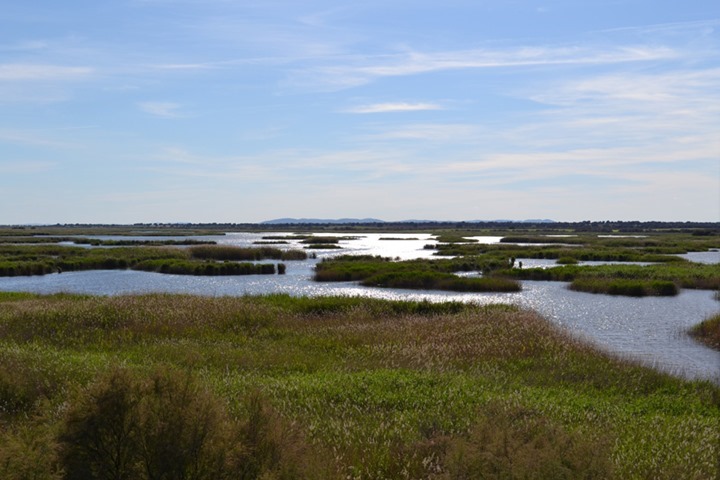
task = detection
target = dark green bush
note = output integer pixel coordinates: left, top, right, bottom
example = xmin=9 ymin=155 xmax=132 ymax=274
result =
xmin=57 ymin=368 xmax=331 ymax=480
xmin=59 ymin=368 xmax=235 ymax=480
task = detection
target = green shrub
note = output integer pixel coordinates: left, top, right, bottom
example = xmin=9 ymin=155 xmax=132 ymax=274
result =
xmin=57 ymin=367 xmax=331 ymax=480
xmin=58 ymin=367 xmax=236 ymax=480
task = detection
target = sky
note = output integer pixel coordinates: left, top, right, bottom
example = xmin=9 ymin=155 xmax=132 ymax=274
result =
xmin=1 ymin=1 xmax=719 ymax=224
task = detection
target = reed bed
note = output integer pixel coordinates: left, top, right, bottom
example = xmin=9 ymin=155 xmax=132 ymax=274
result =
xmin=0 ymin=293 xmax=717 ymax=479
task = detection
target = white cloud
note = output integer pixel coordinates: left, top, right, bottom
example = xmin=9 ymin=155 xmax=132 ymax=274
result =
xmin=137 ymin=102 xmax=184 ymax=118
xmin=345 ymin=102 xmax=443 ymax=114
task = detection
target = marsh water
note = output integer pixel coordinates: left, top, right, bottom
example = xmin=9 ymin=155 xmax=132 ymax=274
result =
xmin=1 ymin=232 xmax=718 ymax=383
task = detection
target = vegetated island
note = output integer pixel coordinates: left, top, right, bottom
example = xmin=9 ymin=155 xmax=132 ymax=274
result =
xmin=0 ymin=244 xmax=307 ymax=277
xmin=314 ymin=255 xmax=521 ymax=292
xmin=0 ymin=292 xmax=717 ymax=479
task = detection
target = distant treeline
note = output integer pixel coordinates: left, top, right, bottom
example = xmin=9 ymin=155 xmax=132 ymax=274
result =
xmin=4 ymin=221 xmax=719 ymax=234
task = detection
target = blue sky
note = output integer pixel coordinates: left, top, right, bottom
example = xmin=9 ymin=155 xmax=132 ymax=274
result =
xmin=1 ymin=1 xmax=718 ymax=223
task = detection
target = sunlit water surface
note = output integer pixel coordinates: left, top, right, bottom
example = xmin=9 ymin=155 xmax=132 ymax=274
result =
xmin=2 ymin=233 xmax=718 ymax=383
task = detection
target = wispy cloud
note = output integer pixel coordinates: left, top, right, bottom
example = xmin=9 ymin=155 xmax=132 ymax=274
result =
xmin=0 ymin=128 xmax=77 ymax=148
xmin=345 ymin=102 xmax=443 ymax=114
xmin=361 ymin=123 xmax=483 ymax=142
xmin=289 ymin=44 xmax=679 ymax=90
xmin=0 ymin=64 xmax=94 ymax=81
xmin=0 ymin=160 xmax=55 ymax=174
xmin=137 ymin=101 xmax=185 ymax=118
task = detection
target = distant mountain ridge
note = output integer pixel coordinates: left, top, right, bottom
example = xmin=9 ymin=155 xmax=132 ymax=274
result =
xmin=261 ymin=218 xmax=386 ymax=224
xmin=261 ymin=218 xmax=556 ymax=224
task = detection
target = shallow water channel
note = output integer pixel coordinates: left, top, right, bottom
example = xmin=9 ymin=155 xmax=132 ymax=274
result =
xmin=2 ymin=232 xmax=719 ymax=383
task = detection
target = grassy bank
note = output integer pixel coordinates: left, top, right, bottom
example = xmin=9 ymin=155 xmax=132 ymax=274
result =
xmin=0 ymin=293 xmax=717 ymax=479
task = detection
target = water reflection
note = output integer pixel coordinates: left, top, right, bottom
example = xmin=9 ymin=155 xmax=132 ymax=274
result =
xmin=2 ymin=232 xmax=718 ymax=383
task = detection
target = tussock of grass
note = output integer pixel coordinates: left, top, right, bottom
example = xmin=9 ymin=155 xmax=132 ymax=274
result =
xmin=689 ymin=313 xmax=720 ymax=350
xmin=0 ymin=293 xmax=717 ymax=478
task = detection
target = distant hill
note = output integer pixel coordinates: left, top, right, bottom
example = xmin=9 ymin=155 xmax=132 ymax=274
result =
xmin=261 ymin=218 xmax=386 ymax=224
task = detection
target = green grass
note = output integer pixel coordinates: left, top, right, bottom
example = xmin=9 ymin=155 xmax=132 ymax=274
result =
xmin=0 ymin=293 xmax=717 ymax=479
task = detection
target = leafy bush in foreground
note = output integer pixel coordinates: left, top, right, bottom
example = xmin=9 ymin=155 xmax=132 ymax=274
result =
xmin=59 ymin=367 xmax=233 ymax=480
xmin=58 ymin=367 xmax=327 ymax=480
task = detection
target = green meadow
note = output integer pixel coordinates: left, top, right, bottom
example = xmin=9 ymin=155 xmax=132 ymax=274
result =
xmin=0 ymin=293 xmax=718 ymax=479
